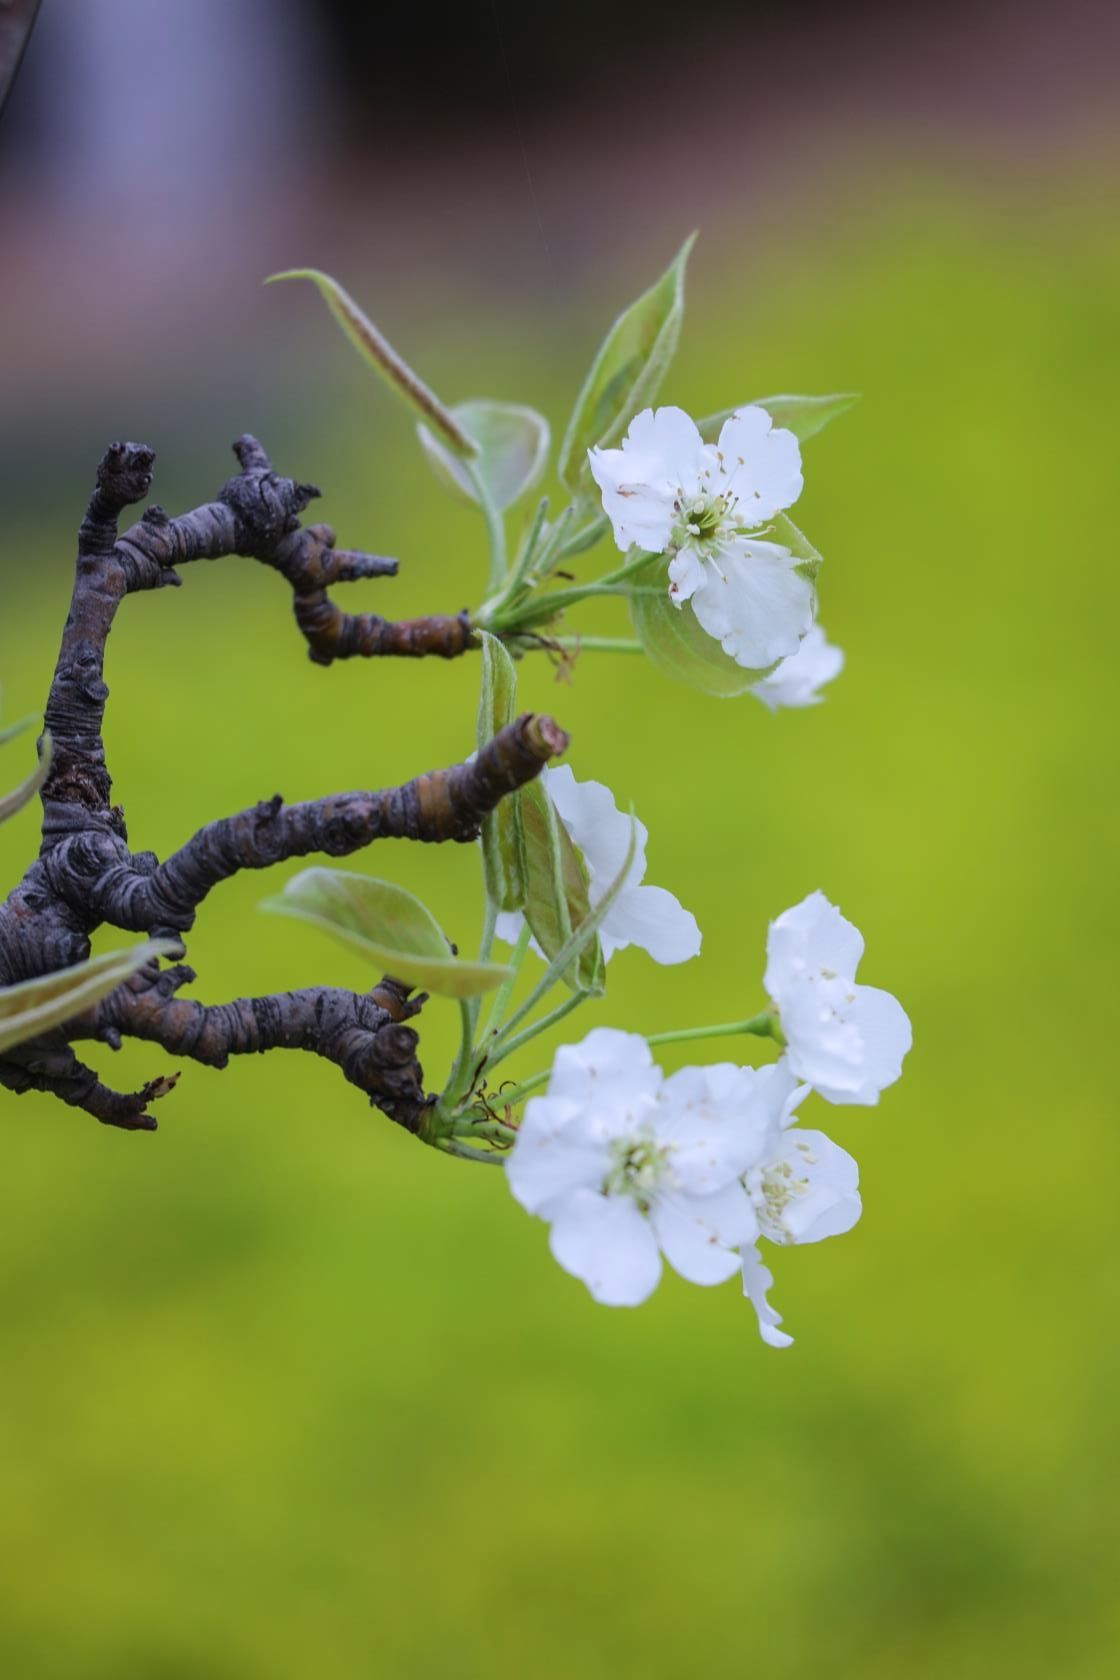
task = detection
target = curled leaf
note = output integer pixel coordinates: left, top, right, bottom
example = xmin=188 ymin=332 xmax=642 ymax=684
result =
xmin=262 ymin=868 xmax=511 ymax=999
xmin=419 ymin=400 xmax=549 ymax=512
xmin=266 ymin=268 xmax=478 ymax=459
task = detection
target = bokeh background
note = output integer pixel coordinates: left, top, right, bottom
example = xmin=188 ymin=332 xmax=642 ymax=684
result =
xmin=1 ymin=2 xmax=1118 ymax=1675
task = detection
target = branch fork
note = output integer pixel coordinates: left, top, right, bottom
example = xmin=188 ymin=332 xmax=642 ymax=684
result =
xmin=1 ymin=437 xmax=567 ymax=1134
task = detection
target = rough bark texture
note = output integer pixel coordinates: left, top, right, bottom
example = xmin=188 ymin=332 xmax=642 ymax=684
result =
xmin=0 ymin=437 xmax=566 ymax=1135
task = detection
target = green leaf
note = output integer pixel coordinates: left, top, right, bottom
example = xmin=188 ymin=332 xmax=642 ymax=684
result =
xmin=520 ymin=780 xmax=602 ymax=993
xmin=628 ymin=558 xmax=764 ymax=696
xmin=419 ymin=400 xmax=549 ymax=512
xmin=771 ymin=512 xmax=823 ymax=582
xmin=0 ymin=940 xmax=177 ymax=1055
xmin=476 ymin=633 xmax=527 ymax=914
xmin=0 ymin=731 xmax=51 ymax=825
xmin=628 ymin=517 xmax=823 ymax=695
xmin=265 ymin=268 xmax=478 ymax=459
xmin=557 ymin=233 xmax=696 ymax=491
xmin=261 ymin=868 xmax=511 ymax=999
xmin=697 ymin=392 xmax=859 ymax=445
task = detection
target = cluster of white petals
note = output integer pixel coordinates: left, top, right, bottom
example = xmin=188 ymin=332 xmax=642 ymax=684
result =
xmin=766 ymin=891 xmax=912 ymax=1105
xmin=589 ymin=405 xmax=814 ymax=670
xmin=505 ymin=1029 xmax=863 ymax=1345
xmin=749 ymin=625 xmax=844 ymax=712
xmin=504 ymin=895 xmax=910 ymax=1345
xmin=495 ymin=764 xmax=701 ymax=966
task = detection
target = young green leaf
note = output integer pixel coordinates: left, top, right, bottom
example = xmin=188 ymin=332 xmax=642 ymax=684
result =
xmin=419 ymin=400 xmax=549 ymax=512
xmin=476 ymin=632 xmax=527 ymax=914
xmin=697 ymin=392 xmax=859 ymax=445
xmin=628 ymin=518 xmax=823 ymax=694
xmin=628 ymin=558 xmax=767 ymax=696
xmin=265 ymin=268 xmax=478 ymax=459
xmin=261 ymin=868 xmax=511 ymax=999
xmin=0 ymin=939 xmax=178 ymax=1055
xmin=557 ymin=233 xmax=696 ymax=492
xmin=520 ymin=780 xmax=602 ymax=992
xmin=0 ymin=731 xmax=51 ymax=825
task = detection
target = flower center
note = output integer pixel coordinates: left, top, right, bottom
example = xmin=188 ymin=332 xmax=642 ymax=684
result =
xmin=671 ymin=490 xmax=737 ymax=556
xmin=604 ymin=1128 xmax=670 ymax=1207
xmin=750 ymin=1139 xmax=817 ymax=1241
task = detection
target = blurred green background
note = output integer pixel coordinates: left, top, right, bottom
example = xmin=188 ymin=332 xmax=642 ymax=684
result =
xmin=2 ymin=6 xmax=1120 ymax=1674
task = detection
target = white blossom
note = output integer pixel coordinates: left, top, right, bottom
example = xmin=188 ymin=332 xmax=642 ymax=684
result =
xmin=589 ymin=405 xmax=814 ymax=670
xmin=765 ymin=891 xmax=912 ymax=1105
xmin=734 ymin=1057 xmax=863 ymax=1347
xmin=506 ymin=1028 xmax=767 ymax=1306
xmin=750 ymin=625 xmax=844 ymax=712
xmin=495 ymin=764 xmax=701 ymax=966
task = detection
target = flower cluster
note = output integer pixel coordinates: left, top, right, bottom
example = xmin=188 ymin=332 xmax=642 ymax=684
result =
xmin=505 ymin=892 xmax=910 ymax=1344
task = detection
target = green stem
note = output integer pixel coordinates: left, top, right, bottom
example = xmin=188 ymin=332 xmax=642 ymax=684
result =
xmin=644 ymin=1013 xmax=782 ymax=1050
xmin=516 ymin=636 xmax=644 ymax=655
xmin=467 ymin=459 xmax=508 ymax=596
xmin=477 ymin=921 xmax=531 ymax=1049
xmin=468 ymin=896 xmax=500 ymax=1038
xmin=437 ymin=1138 xmax=507 ymax=1166
xmin=443 ymin=998 xmax=479 ymax=1109
xmin=489 ymin=987 xmax=588 ymax=1069
xmin=496 ymin=1069 xmax=550 ymax=1108
xmin=596 ymin=549 xmax=657 ymax=588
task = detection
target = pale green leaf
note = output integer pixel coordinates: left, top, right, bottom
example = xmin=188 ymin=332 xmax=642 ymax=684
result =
xmin=697 ymin=392 xmax=859 ymax=445
xmin=262 ymin=868 xmax=511 ymax=999
xmin=0 ymin=712 xmax=36 ymax=748
xmin=557 ymin=233 xmax=696 ymax=491
xmin=628 ymin=558 xmax=765 ymax=696
xmin=0 ymin=731 xmax=51 ymax=825
xmin=266 ymin=268 xmax=478 ymax=459
xmin=0 ymin=940 xmax=177 ymax=1055
xmin=476 ymin=633 xmax=527 ymax=914
xmin=629 ymin=516 xmax=823 ymax=694
xmin=419 ymin=400 xmax=549 ymax=512
xmin=520 ymin=780 xmax=602 ymax=993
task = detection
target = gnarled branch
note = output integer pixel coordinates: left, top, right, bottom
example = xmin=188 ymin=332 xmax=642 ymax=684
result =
xmin=1 ymin=437 xmax=564 ymax=1135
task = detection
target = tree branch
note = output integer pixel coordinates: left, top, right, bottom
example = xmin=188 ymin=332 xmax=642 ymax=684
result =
xmin=1 ymin=436 xmax=566 ymax=1139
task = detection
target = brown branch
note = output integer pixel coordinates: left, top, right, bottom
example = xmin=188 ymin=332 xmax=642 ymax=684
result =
xmin=0 ymin=436 xmax=565 ymax=1138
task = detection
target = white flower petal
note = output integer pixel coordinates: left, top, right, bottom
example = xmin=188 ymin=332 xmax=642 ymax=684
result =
xmin=753 ymin=1127 xmax=862 ymax=1244
xmin=651 ymin=1187 xmax=754 ymax=1286
xmin=812 ymin=984 xmax=912 ymax=1106
xmin=741 ymin=1243 xmax=793 ymax=1348
xmin=548 ymin=1187 xmax=663 ymax=1305
xmin=602 ymin=884 xmax=701 ymax=965
xmin=543 ymin=764 xmax=647 ymax=891
xmin=546 ymin=1027 xmax=662 ymax=1138
xmin=667 ymin=545 xmax=707 ymax=604
xmin=717 ymin=408 xmax=804 ymax=522
xmin=657 ymin=1061 xmax=778 ymax=1189
xmin=625 ymin=405 xmax=707 ymax=469
xmin=688 ymin=540 xmax=815 ymax=670
xmin=505 ymin=1096 xmax=610 ymax=1215
xmin=588 ymin=444 xmax=678 ymax=554
xmin=750 ymin=625 xmax=844 ymax=712
xmin=764 ymin=890 xmax=865 ymax=997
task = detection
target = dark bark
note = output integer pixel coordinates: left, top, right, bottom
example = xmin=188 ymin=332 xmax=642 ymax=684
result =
xmin=0 ymin=437 xmax=566 ymax=1135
